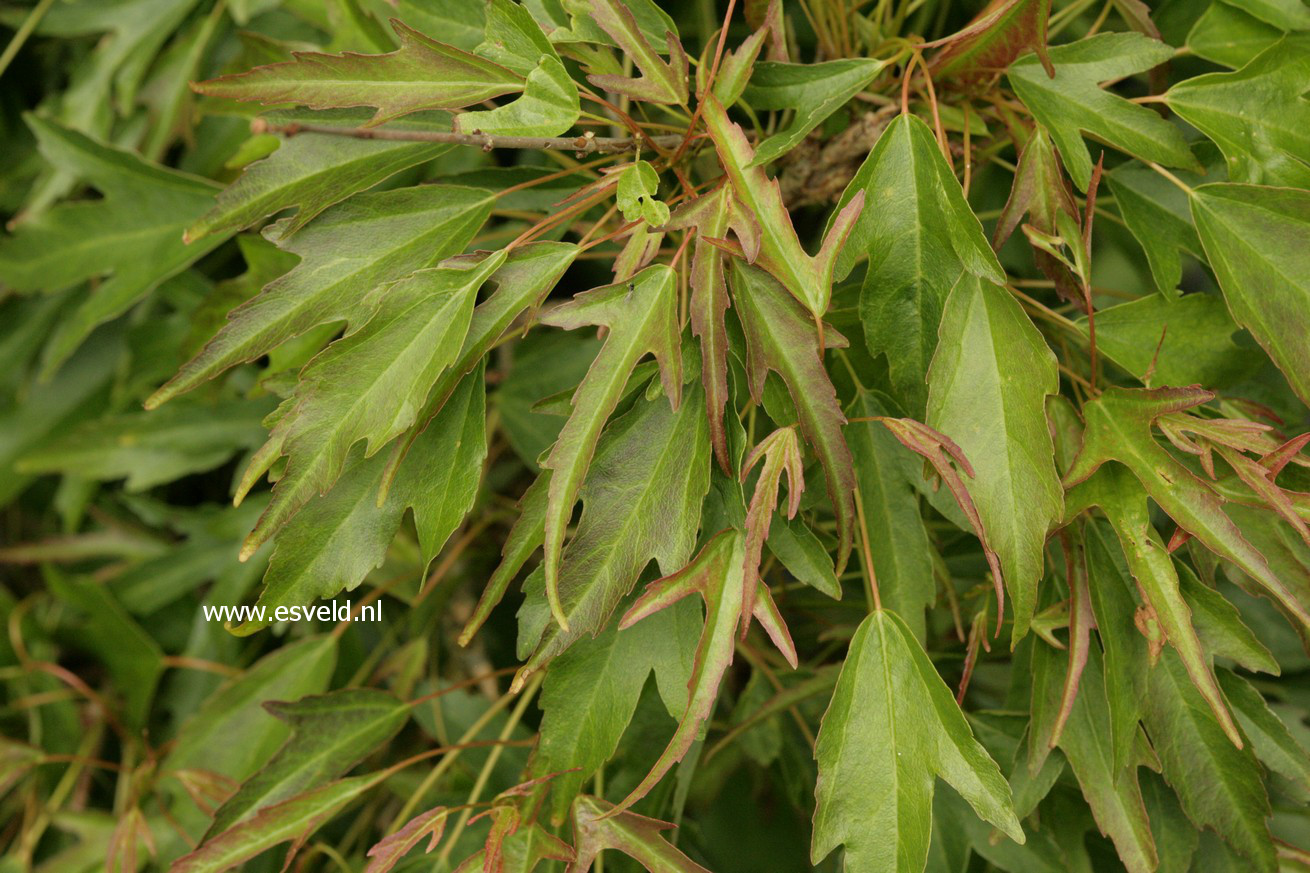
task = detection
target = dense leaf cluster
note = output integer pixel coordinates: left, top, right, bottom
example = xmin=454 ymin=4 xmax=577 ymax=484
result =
xmin=2 ymin=1 xmax=1310 ymax=871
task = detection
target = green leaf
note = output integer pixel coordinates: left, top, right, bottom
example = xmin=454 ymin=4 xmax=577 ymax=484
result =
xmin=1186 ymin=2 xmax=1285 ymax=69
xmin=614 ymin=160 xmax=670 ymax=226
xmin=583 ymin=0 xmax=688 ymax=105
xmin=833 ymin=114 xmax=1005 ymax=412
xmin=1066 ymin=463 xmax=1241 ymax=745
xmin=929 ymin=0 xmax=1053 ymax=82
xmin=18 ymin=397 xmax=271 ymax=492
xmin=147 ymin=184 xmax=493 ymax=408
xmin=1217 ymin=669 xmax=1310 ymax=796
xmin=1065 ymin=387 xmax=1310 ymax=635
xmin=0 ymin=116 xmax=227 ymax=375
xmin=236 ymin=251 xmax=505 ymax=554
xmin=703 ymin=96 xmax=864 ymax=317
xmin=383 ymin=241 xmax=578 ymax=492
xmin=731 ymin=262 xmax=857 ymax=579
xmin=613 ymin=530 xmax=797 ymax=810
xmin=1179 ymin=563 xmax=1279 ymax=675
xmin=1233 ymin=0 xmax=1310 ymax=30
xmin=1033 ymin=641 xmax=1158 ymax=873
xmin=1079 ymin=291 xmax=1264 ymax=389
xmin=243 ymin=369 xmax=486 ymax=629
xmin=537 ymin=265 xmax=682 ymax=631
xmin=665 ymin=189 xmax=734 ymax=470
xmin=532 ymin=594 xmax=699 ymax=822
xmin=568 ymin=796 xmax=710 ymax=872
xmin=453 ymin=56 xmax=579 ymax=137
xmin=812 ymin=609 xmax=1023 ymax=872
xmin=741 ymin=58 xmax=886 ymax=167
xmin=194 ymin=20 xmax=524 ymax=126
xmin=1189 ymin=183 xmax=1310 ymax=406
xmin=1083 ymin=519 xmax=1149 ymax=777
xmin=766 ymin=514 xmax=842 ymax=600
xmin=1008 ymin=33 xmax=1200 ymax=190
xmin=1166 ymin=36 xmax=1310 ymax=188
xmin=476 ymin=0 xmax=560 ymax=75
xmin=927 ymin=275 xmax=1063 ymax=642
xmin=171 ymin=773 xmax=383 ymax=873
xmin=846 ymin=391 xmax=936 ymax=641
xmin=163 ymin=636 xmax=338 ymax=792
xmin=206 ymin=688 xmax=408 ymax=839
xmin=1141 ymin=648 xmax=1276 ymax=872
xmin=365 ymin=805 xmax=449 ymax=873
xmin=516 ymin=381 xmax=710 ymax=682
xmin=44 ymin=569 xmax=164 ymax=729
xmin=184 ymin=109 xmax=454 ymax=242
xmin=1105 ymin=159 xmax=1213 ymax=295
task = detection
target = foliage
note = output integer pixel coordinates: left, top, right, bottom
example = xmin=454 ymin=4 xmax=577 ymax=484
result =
xmin=3 ymin=0 xmax=1310 ymax=871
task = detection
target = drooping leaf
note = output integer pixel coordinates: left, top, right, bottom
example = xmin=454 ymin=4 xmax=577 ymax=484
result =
xmin=1141 ymin=648 xmax=1276 ymax=873
xmin=927 ymin=275 xmax=1063 ymax=642
xmin=516 ymin=381 xmax=710 ymax=682
xmin=239 ymin=369 xmax=486 ymax=630
xmin=741 ymin=427 xmax=805 ymax=629
xmin=612 ymin=530 xmax=797 ymax=811
xmin=993 ymin=124 xmax=1079 ymax=250
xmin=833 ymin=114 xmax=1005 ymax=412
xmin=930 ymin=0 xmax=1053 ymax=81
xmin=184 ymin=109 xmax=454 ymax=242
xmin=846 ymin=391 xmax=936 ymax=642
xmin=1008 ymin=33 xmax=1200 ymax=190
xmin=0 ymin=116 xmax=227 ymax=375
xmin=147 ymin=184 xmax=494 ymax=408
xmin=812 ymin=609 xmax=1024 ymax=872
xmin=1166 ymin=36 xmax=1310 ymax=188
xmin=665 ymin=188 xmax=734 ymax=470
xmin=703 ymin=95 xmax=864 ymax=317
xmin=741 ymin=58 xmax=887 ymax=167
xmin=235 ymin=251 xmax=505 ymax=554
xmin=1189 ymin=183 xmax=1310 ymax=407
xmin=568 ymin=796 xmax=709 ymax=873
xmin=205 ymin=688 xmax=408 ymax=839
xmin=536 ymin=265 xmax=682 ymax=631
xmin=731 ymin=262 xmax=857 ymax=578
xmin=194 ymin=20 xmax=524 ymax=126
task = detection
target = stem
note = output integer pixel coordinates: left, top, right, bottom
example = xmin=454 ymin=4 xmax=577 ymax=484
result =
xmin=435 ymin=674 xmax=542 ymax=867
xmin=0 ymin=0 xmax=55 ymax=78
xmin=1146 ymin=161 xmax=1195 ymax=196
xmin=251 ymin=118 xmax=684 ymax=154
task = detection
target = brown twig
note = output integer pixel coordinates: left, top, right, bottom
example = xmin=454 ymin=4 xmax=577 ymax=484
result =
xmin=250 ymin=118 xmax=684 ymax=155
